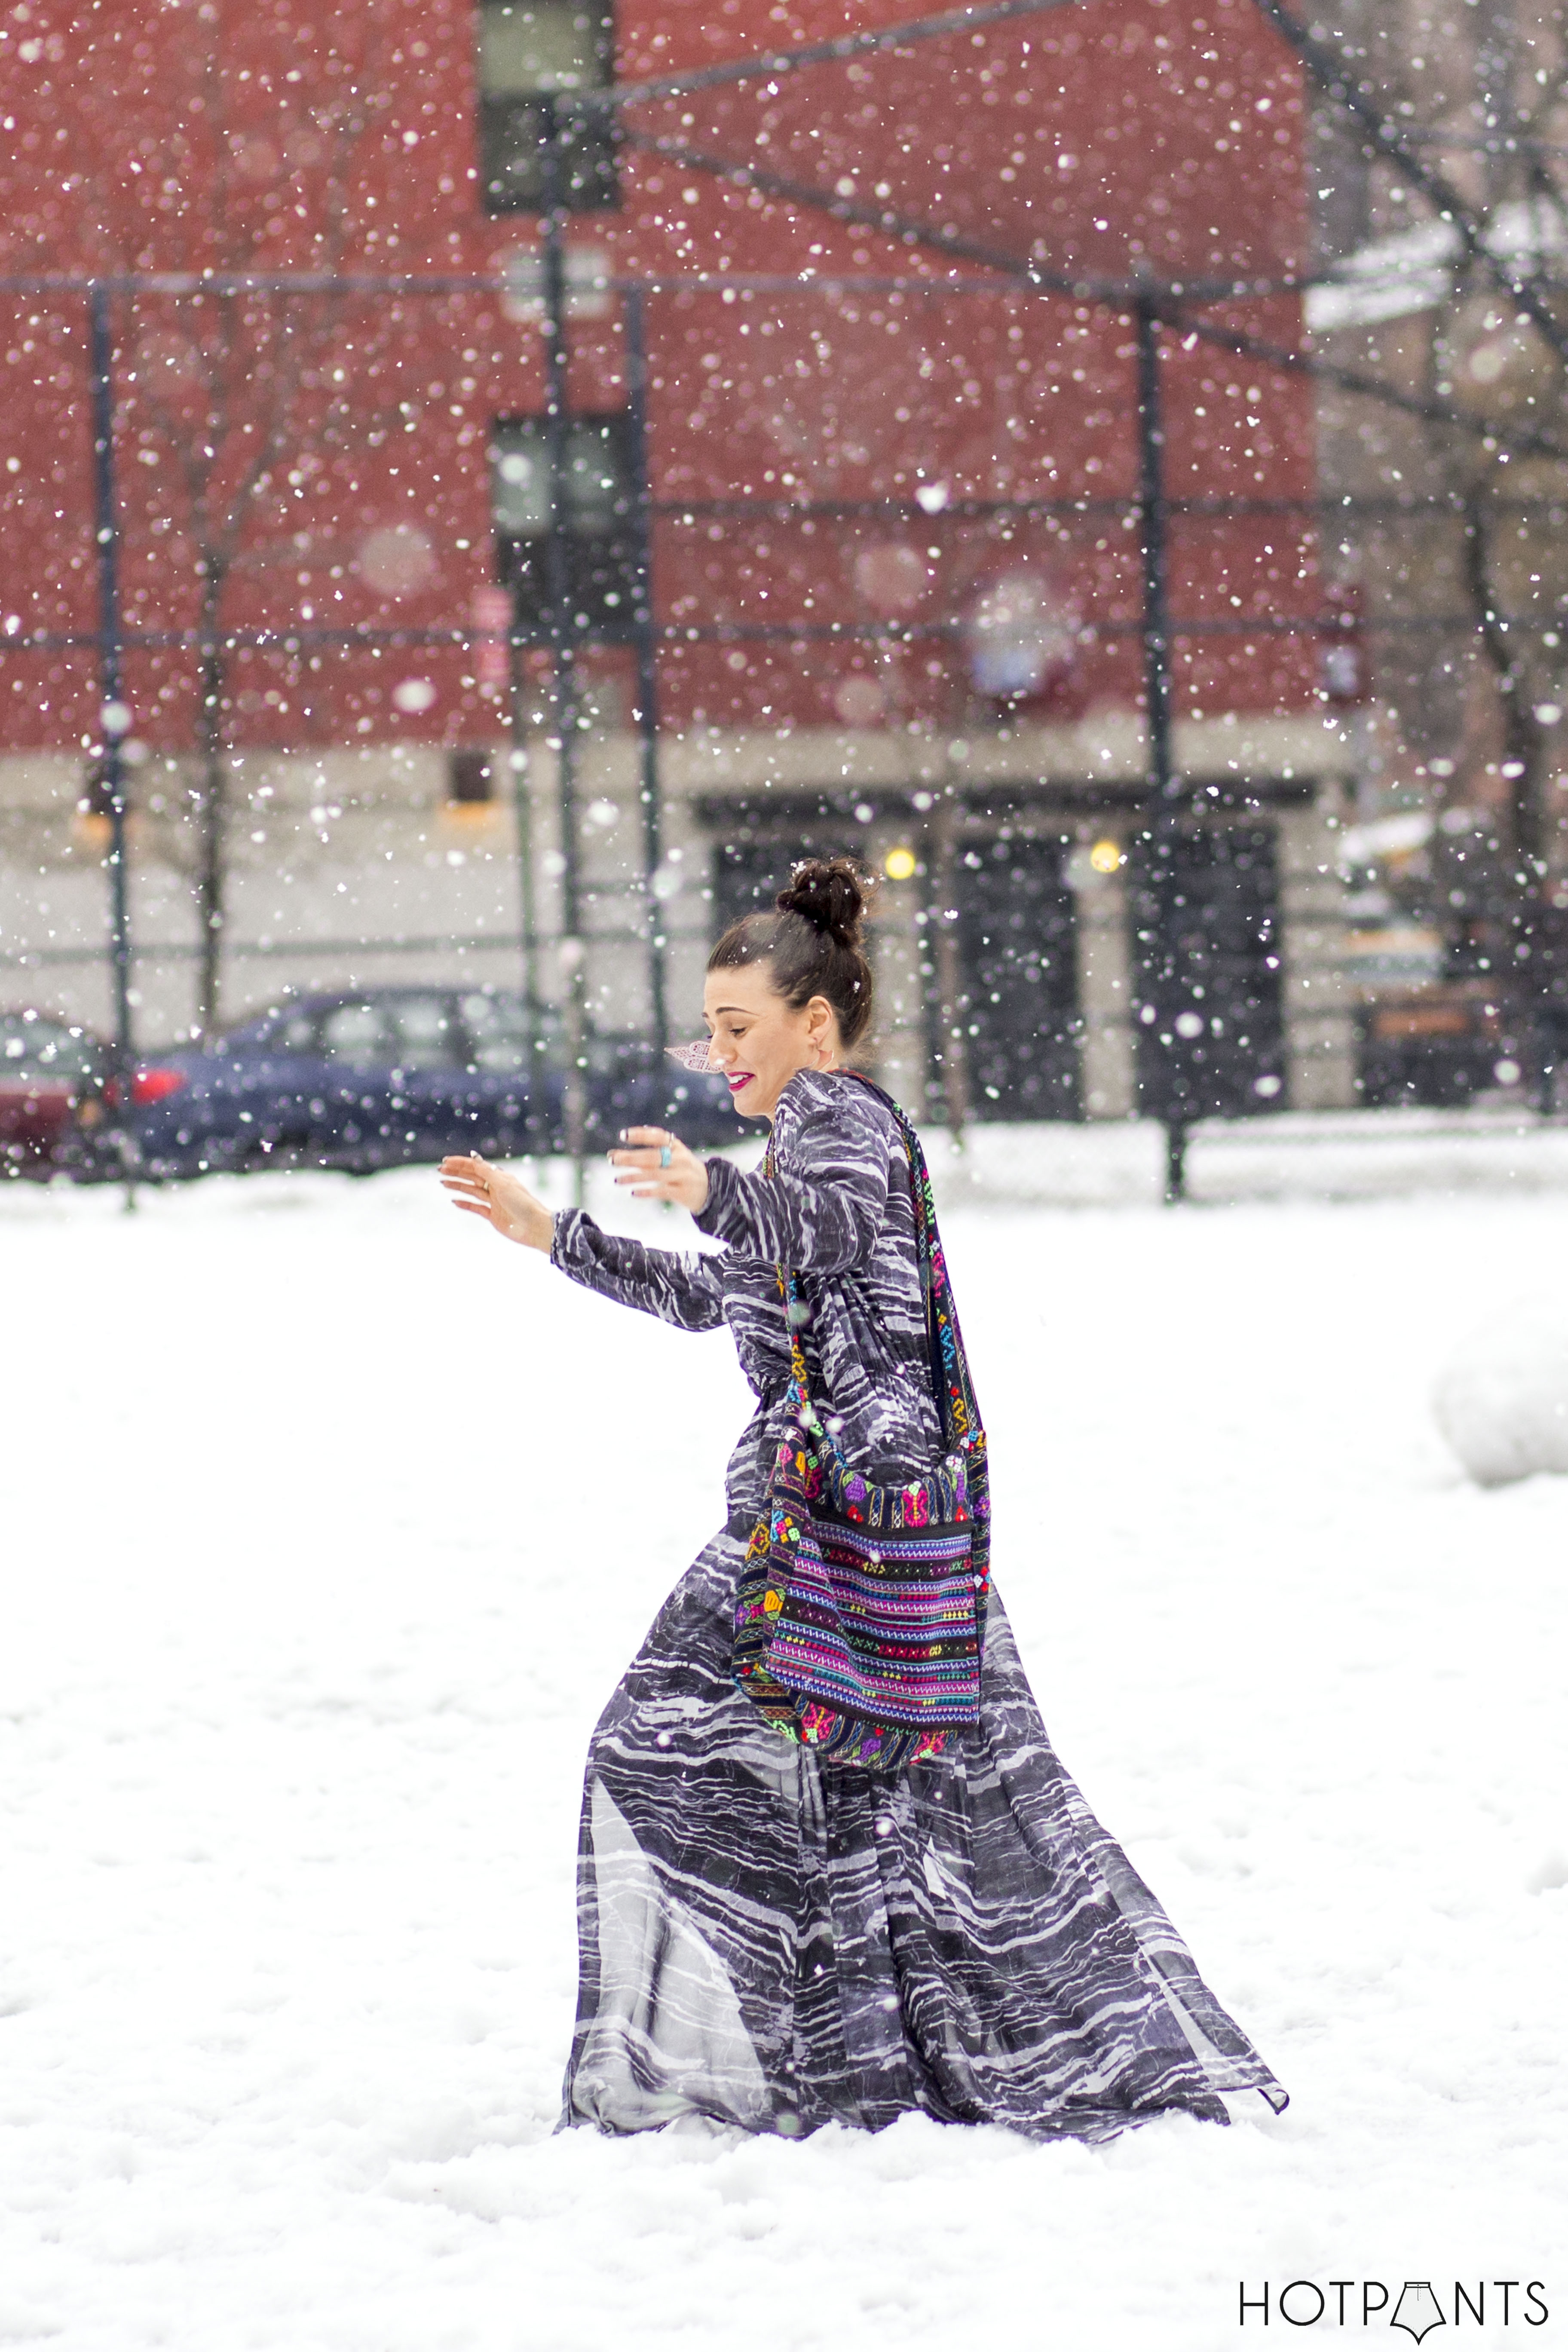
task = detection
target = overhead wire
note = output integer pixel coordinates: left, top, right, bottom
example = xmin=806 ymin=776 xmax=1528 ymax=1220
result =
xmin=573 ymin=0 xmax=1091 ymax=113
xmin=612 ymin=129 xmax=1568 ymax=472
xmin=1246 ymin=0 xmax=1568 ymax=365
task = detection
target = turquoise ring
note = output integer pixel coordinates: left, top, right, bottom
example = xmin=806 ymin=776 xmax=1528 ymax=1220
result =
xmin=659 ymin=1144 xmax=673 ymax=1167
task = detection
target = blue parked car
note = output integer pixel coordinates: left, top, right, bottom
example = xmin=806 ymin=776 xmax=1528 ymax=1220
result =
xmin=113 ymin=985 xmax=733 ymax=1180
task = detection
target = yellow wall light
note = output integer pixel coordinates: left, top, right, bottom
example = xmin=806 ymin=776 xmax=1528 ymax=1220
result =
xmin=1089 ymin=838 xmax=1123 ymax=874
xmin=883 ymin=845 xmax=919 ymax=881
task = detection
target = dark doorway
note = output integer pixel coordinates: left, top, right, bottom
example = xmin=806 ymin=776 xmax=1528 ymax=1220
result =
xmin=953 ymin=836 xmax=1081 ymax=1120
xmin=710 ymin=835 xmax=861 ymax=938
xmin=1130 ymin=822 xmax=1286 ymax=1119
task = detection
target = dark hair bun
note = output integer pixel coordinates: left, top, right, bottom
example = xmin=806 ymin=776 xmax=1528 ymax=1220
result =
xmin=710 ymin=853 xmax=876 ymax=1046
xmin=776 ymin=856 xmax=869 ymax=947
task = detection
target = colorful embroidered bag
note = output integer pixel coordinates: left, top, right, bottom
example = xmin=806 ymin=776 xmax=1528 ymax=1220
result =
xmin=732 ymin=1075 xmax=990 ymax=1770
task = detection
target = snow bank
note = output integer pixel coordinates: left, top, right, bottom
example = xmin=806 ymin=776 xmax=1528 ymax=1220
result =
xmin=0 ymin=1158 xmax=1564 ymax=2349
xmin=921 ymin=1104 xmax=1568 ymax=1208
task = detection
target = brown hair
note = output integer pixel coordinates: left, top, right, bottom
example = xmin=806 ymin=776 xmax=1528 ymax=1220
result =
xmin=707 ymin=855 xmax=875 ymax=1047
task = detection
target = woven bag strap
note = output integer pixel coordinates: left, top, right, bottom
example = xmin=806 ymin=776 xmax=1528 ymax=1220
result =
xmin=763 ymin=1071 xmax=983 ymax=1464
xmin=837 ymin=1072 xmax=984 ymax=1462
xmin=758 ymin=1130 xmax=821 ymax=1437
xmin=850 ymin=1081 xmax=991 ymax=1613
xmin=778 ymin=1265 xmax=824 ymax=1436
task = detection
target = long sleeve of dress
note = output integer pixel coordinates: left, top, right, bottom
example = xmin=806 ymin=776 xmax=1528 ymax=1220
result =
xmin=692 ymin=1073 xmax=890 ymax=1272
xmin=551 ymin=1207 xmax=727 ymax=1332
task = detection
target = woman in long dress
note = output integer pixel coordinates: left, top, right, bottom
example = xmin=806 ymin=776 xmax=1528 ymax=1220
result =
xmin=440 ymin=858 xmax=1286 ymax=2144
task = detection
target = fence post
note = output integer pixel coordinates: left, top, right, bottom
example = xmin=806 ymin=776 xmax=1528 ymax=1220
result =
xmin=87 ymin=280 xmax=138 ymax=1152
xmin=501 ymin=614 xmax=539 ymax=1015
xmin=540 ymin=100 xmax=587 ymax=1193
xmin=1133 ymin=294 xmax=1189 ymax=1203
xmin=929 ymin=773 xmax=970 ymax=1144
xmin=623 ymin=281 xmax=668 ymax=1067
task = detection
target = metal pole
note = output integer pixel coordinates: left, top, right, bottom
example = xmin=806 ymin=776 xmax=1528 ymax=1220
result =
xmin=1133 ymin=294 xmax=1188 ymax=1203
xmin=87 ymin=280 xmax=138 ymax=1192
xmin=505 ymin=618 xmax=543 ymax=1141
xmin=623 ymin=282 xmax=669 ymax=1067
xmin=504 ymin=628 xmax=538 ymax=1012
xmin=539 ymin=97 xmax=588 ymax=1192
xmin=1136 ymin=299 xmax=1176 ymax=821
xmin=930 ymin=774 xmax=969 ymax=1144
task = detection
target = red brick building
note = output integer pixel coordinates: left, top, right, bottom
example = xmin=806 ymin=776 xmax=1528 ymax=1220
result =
xmin=0 ymin=0 xmax=1354 ymax=1116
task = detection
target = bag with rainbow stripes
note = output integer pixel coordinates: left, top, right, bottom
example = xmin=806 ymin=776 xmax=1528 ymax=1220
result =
xmin=732 ymin=1076 xmax=989 ymax=1770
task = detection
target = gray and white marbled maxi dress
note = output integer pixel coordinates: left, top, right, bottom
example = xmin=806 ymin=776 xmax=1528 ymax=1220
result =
xmin=549 ymin=1067 xmax=1286 ymax=2142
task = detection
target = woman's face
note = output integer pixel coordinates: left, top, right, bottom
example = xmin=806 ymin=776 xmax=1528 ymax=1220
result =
xmin=701 ymin=963 xmax=841 ymax=1121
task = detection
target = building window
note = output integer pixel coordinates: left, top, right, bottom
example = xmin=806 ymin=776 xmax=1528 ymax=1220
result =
xmin=490 ymin=412 xmax=640 ymax=634
xmin=448 ymin=747 xmax=498 ymax=804
xmin=478 ymin=2 xmax=618 ymax=214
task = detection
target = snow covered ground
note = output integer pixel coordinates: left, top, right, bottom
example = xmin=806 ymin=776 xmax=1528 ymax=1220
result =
xmin=2 ymin=1123 xmax=1565 ymax=2349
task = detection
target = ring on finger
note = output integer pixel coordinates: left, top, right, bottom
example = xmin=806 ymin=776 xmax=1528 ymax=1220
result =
xmin=659 ymin=1144 xmax=673 ymax=1167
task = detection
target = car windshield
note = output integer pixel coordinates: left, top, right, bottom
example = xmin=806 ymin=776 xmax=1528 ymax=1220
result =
xmin=267 ymin=1011 xmax=320 ymax=1055
xmin=0 ymin=1013 xmax=105 ymax=1086
xmin=387 ymin=995 xmax=461 ymax=1071
xmin=318 ymin=1001 xmax=396 ymax=1068
xmin=459 ymin=990 xmax=539 ymax=1074
xmin=314 ymin=996 xmax=462 ymax=1071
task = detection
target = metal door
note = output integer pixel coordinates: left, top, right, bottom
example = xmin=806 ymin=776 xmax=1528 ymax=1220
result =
xmin=954 ymin=836 xmax=1082 ymax=1120
xmin=1130 ymin=823 xmax=1286 ymax=1119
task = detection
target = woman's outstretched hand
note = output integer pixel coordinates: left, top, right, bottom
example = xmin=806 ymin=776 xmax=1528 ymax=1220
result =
xmin=608 ymin=1127 xmax=711 ymax=1215
xmin=438 ymin=1153 xmax=554 ymax=1251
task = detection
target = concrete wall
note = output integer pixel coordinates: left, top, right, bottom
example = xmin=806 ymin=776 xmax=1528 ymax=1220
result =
xmin=1069 ymin=835 xmax=1137 ymax=1121
xmin=0 ymin=711 xmax=1357 ymax=1116
xmin=0 ymin=741 xmax=530 ymax=1040
xmin=1277 ymin=784 xmax=1358 ymax=1111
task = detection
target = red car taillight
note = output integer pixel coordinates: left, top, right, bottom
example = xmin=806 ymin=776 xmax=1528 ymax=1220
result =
xmin=106 ymin=1066 xmax=188 ymax=1108
xmin=132 ymin=1066 xmax=188 ymax=1106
